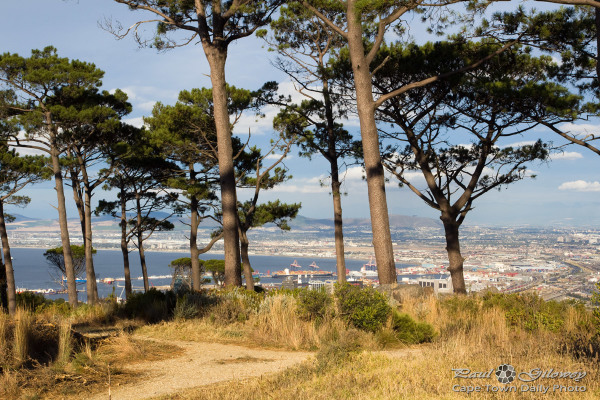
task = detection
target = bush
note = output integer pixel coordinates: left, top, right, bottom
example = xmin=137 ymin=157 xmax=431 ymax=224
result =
xmin=297 ymin=288 xmax=333 ymax=322
xmin=482 ymin=293 xmax=565 ymax=332
xmin=122 ymin=289 xmax=176 ymax=323
xmin=335 ymin=284 xmax=391 ymax=333
xmin=391 ymin=312 xmax=436 ymax=344
xmin=173 ymin=290 xmax=221 ymax=320
xmin=209 ymin=288 xmax=263 ymax=324
xmin=16 ymin=292 xmax=52 ymax=311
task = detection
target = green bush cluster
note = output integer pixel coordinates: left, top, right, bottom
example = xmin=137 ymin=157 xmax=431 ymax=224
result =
xmin=121 ymin=288 xmax=176 ymax=323
xmin=482 ymin=292 xmax=567 ymax=332
xmin=209 ymin=288 xmax=264 ymax=324
xmin=335 ymin=283 xmax=391 ymax=333
xmin=391 ymin=312 xmax=436 ymax=344
xmin=296 ymin=288 xmax=333 ymax=322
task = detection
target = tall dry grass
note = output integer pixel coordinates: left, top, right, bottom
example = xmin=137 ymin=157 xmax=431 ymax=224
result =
xmin=13 ymin=308 xmax=33 ymax=365
xmin=158 ymin=292 xmax=600 ymax=400
xmin=57 ymin=317 xmax=72 ymax=365
xmin=251 ymin=295 xmax=321 ymax=350
xmin=0 ymin=312 xmax=8 ymax=365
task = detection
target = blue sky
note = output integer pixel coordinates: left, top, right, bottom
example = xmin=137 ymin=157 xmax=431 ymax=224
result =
xmin=1 ymin=0 xmax=599 ymax=227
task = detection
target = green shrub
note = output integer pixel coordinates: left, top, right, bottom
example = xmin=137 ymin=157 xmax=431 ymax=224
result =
xmin=16 ymin=292 xmax=52 ymax=311
xmin=483 ymin=293 xmax=565 ymax=332
xmin=208 ymin=288 xmax=263 ymax=324
xmin=122 ymin=289 xmax=175 ymax=323
xmin=391 ymin=312 xmax=436 ymax=344
xmin=335 ymin=283 xmax=391 ymax=333
xmin=173 ymin=291 xmax=219 ymax=320
xmin=297 ymin=288 xmax=333 ymax=322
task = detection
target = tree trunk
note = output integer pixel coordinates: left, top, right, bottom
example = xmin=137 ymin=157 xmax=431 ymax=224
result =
xmin=0 ymin=201 xmax=15 ymax=315
xmin=346 ymin=1 xmax=396 ymax=284
xmin=331 ymin=165 xmax=346 ymax=283
xmin=83 ymin=180 xmax=98 ymax=303
xmin=239 ymin=230 xmax=255 ymax=291
xmin=596 ymin=7 xmax=600 ymax=90
xmin=135 ymin=193 xmax=150 ymax=292
xmin=204 ymin=47 xmax=242 ymax=287
xmin=189 ymin=166 xmax=202 ymax=291
xmin=49 ymin=132 xmax=77 ymax=306
xmin=0 ymin=261 xmax=6 ymax=313
xmin=323 ymin=79 xmax=347 ymax=283
xmin=77 ymin=155 xmax=98 ymax=304
xmin=119 ymin=187 xmax=132 ymax=298
xmin=190 ymin=197 xmax=201 ymax=291
xmin=138 ymin=237 xmax=149 ymax=292
xmin=70 ymin=171 xmax=86 ymax=243
xmin=442 ymin=217 xmax=467 ymax=294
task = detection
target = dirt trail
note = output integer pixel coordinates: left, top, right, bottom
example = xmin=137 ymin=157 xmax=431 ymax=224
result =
xmin=89 ymin=337 xmax=313 ymax=400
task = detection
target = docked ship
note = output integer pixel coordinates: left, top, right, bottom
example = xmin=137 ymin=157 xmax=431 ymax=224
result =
xmin=347 ymin=257 xmax=378 ymax=278
xmin=271 ymin=260 xmax=333 ymax=278
xmin=272 ymin=268 xmax=334 ymax=278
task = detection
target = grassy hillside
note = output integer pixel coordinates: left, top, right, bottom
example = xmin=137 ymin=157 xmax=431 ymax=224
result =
xmin=1 ymin=287 xmax=599 ymax=399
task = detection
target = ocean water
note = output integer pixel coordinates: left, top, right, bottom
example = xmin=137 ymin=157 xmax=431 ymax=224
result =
xmin=6 ymin=247 xmax=422 ymax=300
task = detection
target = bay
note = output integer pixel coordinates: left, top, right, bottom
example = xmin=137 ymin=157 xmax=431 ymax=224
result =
xmin=7 ymin=247 xmax=423 ymax=301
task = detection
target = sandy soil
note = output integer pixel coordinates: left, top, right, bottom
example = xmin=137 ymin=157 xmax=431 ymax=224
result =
xmin=88 ymin=337 xmax=313 ymax=400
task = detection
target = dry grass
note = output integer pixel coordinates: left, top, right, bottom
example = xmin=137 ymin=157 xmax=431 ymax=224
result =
xmin=0 ymin=312 xmax=8 ymax=365
xmin=150 ymin=333 xmax=600 ymax=400
xmin=250 ymin=295 xmax=321 ymax=350
xmin=146 ymin=293 xmax=600 ymax=400
xmin=137 ymin=319 xmax=251 ymax=345
xmin=3 ymin=290 xmax=599 ymax=399
xmin=57 ymin=317 xmax=73 ymax=365
xmin=13 ymin=308 xmax=33 ymax=365
xmin=95 ymin=334 xmax=184 ymax=364
xmin=138 ymin=294 xmax=380 ymax=352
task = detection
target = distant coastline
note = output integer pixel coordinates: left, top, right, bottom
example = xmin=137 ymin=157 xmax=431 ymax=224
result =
xmin=9 ymin=245 xmax=374 ymax=262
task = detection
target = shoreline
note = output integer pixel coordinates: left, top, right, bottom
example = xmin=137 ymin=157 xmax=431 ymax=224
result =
xmin=9 ymin=246 xmax=377 ymax=262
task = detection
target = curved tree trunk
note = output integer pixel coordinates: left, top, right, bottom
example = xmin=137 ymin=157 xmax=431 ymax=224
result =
xmin=239 ymin=230 xmax=255 ymax=291
xmin=138 ymin=238 xmax=149 ymax=292
xmin=204 ymin=47 xmax=242 ymax=287
xmin=83 ymin=181 xmax=98 ymax=303
xmin=119 ymin=187 xmax=132 ymax=299
xmin=50 ymin=136 xmax=77 ymax=306
xmin=189 ymin=165 xmax=202 ymax=291
xmin=346 ymin=2 xmax=396 ymax=284
xmin=77 ymin=154 xmax=99 ymax=303
xmin=0 ymin=201 xmax=16 ymax=315
xmin=331 ymin=167 xmax=346 ymax=283
xmin=0 ymin=259 xmax=6 ymax=313
xmin=442 ymin=217 xmax=467 ymax=294
xmin=70 ymin=171 xmax=86 ymax=244
xmin=190 ymin=197 xmax=202 ymax=291
xmin=135 ymin=192 xmax=149 ymax=292
xmin=322 ymin=79 xmax=347 ymax=283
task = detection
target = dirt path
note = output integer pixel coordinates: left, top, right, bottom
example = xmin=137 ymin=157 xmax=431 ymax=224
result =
xmin=89 ymin=337 xmax=313 ymax=400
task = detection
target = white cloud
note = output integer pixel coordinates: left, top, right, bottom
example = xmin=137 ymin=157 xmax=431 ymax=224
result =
xmin=8 ymin=131 xmax=48 ymax=156
xmin=12 ymin=146 xmax=47 ymax=156
xmin=558 ymin=180 xmax=600 ymax=192
xmin=232 ymin=109 xmax=276 ymax=136
xmin=550 ymin=151 xmax=583 ymax=161
xmin=122 ymin=117 xmax=145 ymax=128
xmin=137 ymin=101 xmax=157 ymax=112
xmin=270 ymin=180 xmax=328 ymax=194
xmin=264 ymin=153 xmax=292 ymax=160
xmin=558 ymin=123 xmax=599 ymax=138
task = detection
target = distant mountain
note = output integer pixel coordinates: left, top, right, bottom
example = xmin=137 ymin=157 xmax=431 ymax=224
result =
xmin=287 ymin=214 xmax=441 ymax=230
xmin=10 ymin=212 xmax=440 ymax=232
xmin=6 ymin=213 xmax=40 ymax=222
